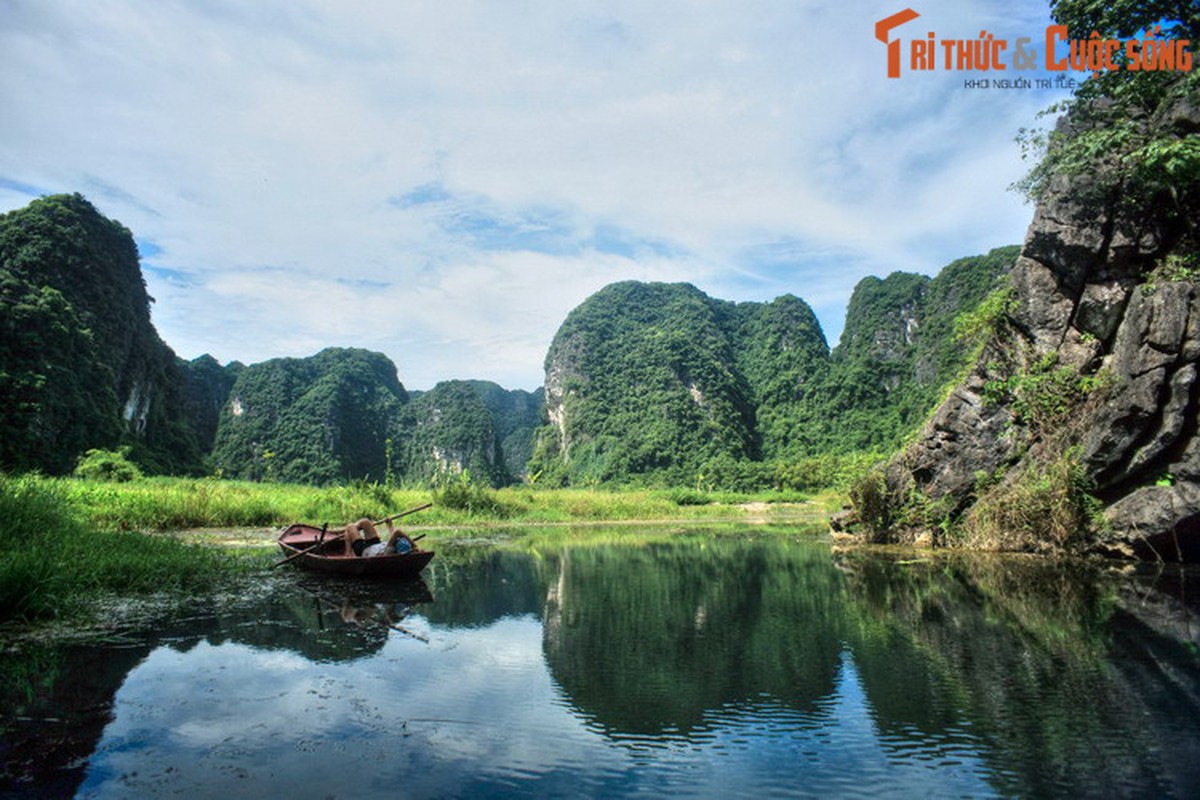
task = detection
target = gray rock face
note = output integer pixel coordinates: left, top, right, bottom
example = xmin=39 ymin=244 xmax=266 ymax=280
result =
xmin=880 ymin=83 xmax=1200 ymax=559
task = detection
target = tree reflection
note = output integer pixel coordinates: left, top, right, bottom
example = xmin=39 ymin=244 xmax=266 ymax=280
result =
xmin=833 ymin=550 xmax=1200 ymax=797
xmin=539 ymin=536 xmax=849 ymax=735
xmin=5 ymin=536 xmax=1200 ymax=798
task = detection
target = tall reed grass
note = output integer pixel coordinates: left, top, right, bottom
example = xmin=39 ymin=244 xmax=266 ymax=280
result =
xmin=55 ymin=476 xmax=821 ymax=531
xmin=0 ymin=472 xmax=826 ymax=625
xmin=0 ymin=474 xmax=245 ymax=624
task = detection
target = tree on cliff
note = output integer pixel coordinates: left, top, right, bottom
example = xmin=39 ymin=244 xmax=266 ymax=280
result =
xmin=1018 ymin=5 xmax=1199 ymax=258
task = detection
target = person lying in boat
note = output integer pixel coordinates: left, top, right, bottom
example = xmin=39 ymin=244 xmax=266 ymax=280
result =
xmin=342 ymin=517 xmax=417 ymax=557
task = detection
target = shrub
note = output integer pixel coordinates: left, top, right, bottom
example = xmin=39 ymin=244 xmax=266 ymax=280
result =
xmin=73 ymin=447 xmax=143 ymax=482
xmin=661 ymin=488 xmax=712 ymax=506
xmin=433 ymin=471 xmax=508 ymax=517
xmin=960 ymin=452 xmax=1100 ymax=552
xmin=848 ymin=468 xmax=894 ymax=539
xmin=953 ymin=285 xmax=1016 ymax=347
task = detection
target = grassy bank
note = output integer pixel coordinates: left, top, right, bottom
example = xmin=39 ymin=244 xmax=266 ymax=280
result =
xmin=57 ymin=475 xmax=836 ymax=531
xmin=0 ymin=474 xmax=249 ymax=624
xmin=0 ymin=472 xmax=837 ymax=626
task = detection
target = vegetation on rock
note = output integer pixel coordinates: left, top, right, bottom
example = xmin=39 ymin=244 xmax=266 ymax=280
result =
xmin=852 ymin=2 xmax=1200 ymax=557
xmin=532 ymin=249 xmax=1016 ymax=489
xmin=211 ymin=347 xmax=408 ymax=485
xmin=0 ymin=194 xmax=205 ymax=475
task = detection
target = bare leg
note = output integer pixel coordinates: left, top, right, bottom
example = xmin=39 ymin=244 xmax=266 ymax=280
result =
xmin=383 ymin=520 xmax=412 ymax=552
xmin=345 ymin=518 xmax=378 ymax=557
xmin=357 ymin=518 xmax=380 ymax=541
xmin=343 ymin=522 xmax=362 ymax=556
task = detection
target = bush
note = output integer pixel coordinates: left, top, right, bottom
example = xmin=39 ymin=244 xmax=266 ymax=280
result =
xmin=953 ymin=285 xmax=1016 ymax=347
xmin=433 ymin=472 xmax=508 ymax=517
xmin=960 ymin=452 xmax=1100 ymax=552
xmin=848 ymin=468 xmax=894 ymax=539
xmin=660 ymin=488 xmax=712 ymax=506
xmin=73 ymin=447 xmax=143 ymax=482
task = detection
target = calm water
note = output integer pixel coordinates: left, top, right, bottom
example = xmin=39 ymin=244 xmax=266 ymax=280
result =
xmin=4 ymin=528 xmax=1200 ymax=798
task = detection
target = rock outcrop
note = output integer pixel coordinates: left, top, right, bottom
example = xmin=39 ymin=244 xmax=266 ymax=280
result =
xmin=874 ymin=77 xmax=1200 ymax=560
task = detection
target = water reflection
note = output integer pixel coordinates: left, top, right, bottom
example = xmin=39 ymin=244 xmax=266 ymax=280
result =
xmin=540 ymin=539 xmax=847 ymax=735
xmin=2 ymin=532 xmax=1200 ymax=798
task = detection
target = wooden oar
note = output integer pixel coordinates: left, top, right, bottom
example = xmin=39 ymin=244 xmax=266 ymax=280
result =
xmin=372 ymin=503 xmax=433 ymax=526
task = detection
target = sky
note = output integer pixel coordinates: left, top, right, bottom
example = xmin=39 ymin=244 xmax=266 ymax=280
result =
xmin=0 ymin=0 xmax=1068 ymax=391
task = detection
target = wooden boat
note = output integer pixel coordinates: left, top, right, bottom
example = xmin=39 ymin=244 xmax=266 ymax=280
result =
xmin=276 ymin=522 xmax=435 ymax=578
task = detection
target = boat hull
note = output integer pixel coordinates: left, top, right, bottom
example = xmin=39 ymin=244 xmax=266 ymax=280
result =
xmin=277 ymin=523 xmax=434 ymax=578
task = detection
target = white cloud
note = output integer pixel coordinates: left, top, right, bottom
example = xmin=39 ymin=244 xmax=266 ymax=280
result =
xmin=1 ymin=0 xmax=1058 ymax=388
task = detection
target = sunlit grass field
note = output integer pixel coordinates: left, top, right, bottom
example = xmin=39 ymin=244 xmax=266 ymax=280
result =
xmin=56 ymin=475 xmax=835 ymax=531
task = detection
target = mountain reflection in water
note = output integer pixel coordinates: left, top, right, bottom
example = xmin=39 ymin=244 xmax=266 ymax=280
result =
xmin=3 ymin=531 xmax=1199 ymax=798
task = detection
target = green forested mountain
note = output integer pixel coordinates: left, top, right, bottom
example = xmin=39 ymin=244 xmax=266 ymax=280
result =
xmin=531 ymin=247 xmax=1016 ymax=487
xmin=464 ymin=380 xmax=543 ymax=480
xmin=397 ymin=380 xmax=512 ymax=487
xmin=211 ymin=348 xmax=409 ymax=484
xmin=179 ymin=354 xmax=244 ymax=455
xmin=727 ymin=293 xmax=832 ymax=460
xmin=211 ymin=363 xmax=533 ymax=487
xmin=790 ymin=246 xmax=1020 ymax=455
xmin=0 ymin=192 xmax=1014 ymax=489
xmin=0 ymin=193 xmax=205 ymax=474
xmin=530 ymin=281 xmax=765 ymax=486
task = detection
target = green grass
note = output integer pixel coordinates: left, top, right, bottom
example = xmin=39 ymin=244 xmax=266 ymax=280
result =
xmin=0 ymin=474 xmax=252 ymax=624
xmin=50 ymin=475 xmax=830 ymax=531
xmin=0 ymin=472 xmax=836 ymax=626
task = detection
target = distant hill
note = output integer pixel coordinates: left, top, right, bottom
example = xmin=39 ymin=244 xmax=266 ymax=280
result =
xmin=213 ymin=360 xmax=534 ymax=487
xmin=211 ymin=347 xmax=409 ymax=484
xmin=530 ymin=281 xmax=765 ymax=486
xmin=530 ymin=247 xmax=1016 ymax=486
xmin=0 ymin=192 xmax=1014 ymax=489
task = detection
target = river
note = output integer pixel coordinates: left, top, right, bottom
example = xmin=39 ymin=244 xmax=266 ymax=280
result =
xmin=3 ymin=525 xmax=1199 ymax=798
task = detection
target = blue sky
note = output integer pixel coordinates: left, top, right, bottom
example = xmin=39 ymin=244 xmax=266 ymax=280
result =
xmin=1 ymin=0 xmax=1065 ymax=390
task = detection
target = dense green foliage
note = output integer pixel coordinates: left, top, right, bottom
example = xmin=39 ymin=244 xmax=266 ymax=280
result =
xmin=0 ymin=194 xmax=206 ymax=475
xmin=211 ymin=347 xmax=408 ymax=484
xmin=179 ymin=354 xmax=243 ymax=454
xmin=466 ymin=380 xmax=543 ymax=479
xmin=73 ymin=447 xmax=143 ymax=482
xmin=728 ymin=294 xmax=831 ymax=459
xmin=793 ymin=247 xmax=1018 ymax=454
xmin=398 ymin=380 xmax=511 ymax=487
xmin=532 ymin=282 xmax=761 ymax=487
xmin=532 ymin=248 xmax=1016 ymax=488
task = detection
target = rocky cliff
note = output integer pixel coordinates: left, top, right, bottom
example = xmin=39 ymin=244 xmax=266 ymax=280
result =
xmin=211 ymin=348 xmax=409 ymax=484
xmin=0 ymin=194 xmax=206 ymax=474
xmin=866 ymin=74 xmax=1200 ymax=560
xmin=397 ymin=380 xmax=516 ymax=488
